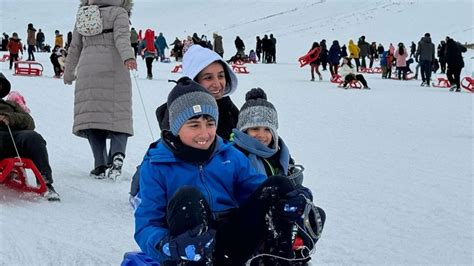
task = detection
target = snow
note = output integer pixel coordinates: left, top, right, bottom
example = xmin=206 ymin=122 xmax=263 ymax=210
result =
xmin=1 ymin=0 xmax=473 ymax=265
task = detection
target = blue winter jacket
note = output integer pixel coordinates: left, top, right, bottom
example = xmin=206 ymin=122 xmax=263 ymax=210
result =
xmin=134 ymin=137 xmax=266 ymax=262
xmin=328 ymin=44 xmax=341 ymax=65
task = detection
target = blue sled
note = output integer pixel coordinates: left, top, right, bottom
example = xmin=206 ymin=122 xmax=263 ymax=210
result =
xmin=121 ymin=252 xmax=160 ymax=266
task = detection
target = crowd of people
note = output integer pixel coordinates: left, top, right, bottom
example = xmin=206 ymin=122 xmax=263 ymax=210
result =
xmin=1 ymin=0 xmax=326 ymax=265
xmin=304 ymin=33 xmax=468 ymax=91
xmin=2 ymin=0 xmax=472 ymax=263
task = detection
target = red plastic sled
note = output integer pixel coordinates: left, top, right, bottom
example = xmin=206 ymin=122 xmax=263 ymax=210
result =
xmin=0 ymin=54 xmax=10 ymax=62
xmin=171 ymin=64 xmax=182 ymax=73
xmin=461 ymin=77 xmax=474 ymax=92
xmin=360 ymin=67 xmax=382 ymax=74
xmin=14 ymin=61 xmax=43 ymax=76
xmin=232 ymin=64 xmax=249 ymax=74
xmin=330 ymin=74 xmax=343 ymax=84
xmin=0 ymin=158 xmax=47 ymax=195
xmin=337 ymin=80 xmax=363 ymax=89
xmin=298 ymin=47 xmax=320 ymax=67
xmin=433 ymin=77 xmax=451 ymax=88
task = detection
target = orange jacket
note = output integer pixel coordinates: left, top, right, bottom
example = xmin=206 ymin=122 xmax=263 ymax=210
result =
xmin=7 ymin=38 xmax=23 ymax=54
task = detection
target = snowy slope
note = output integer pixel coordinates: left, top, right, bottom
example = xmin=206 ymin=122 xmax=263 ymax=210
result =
xmin=1 ymin=0 xmax=473 ymax=265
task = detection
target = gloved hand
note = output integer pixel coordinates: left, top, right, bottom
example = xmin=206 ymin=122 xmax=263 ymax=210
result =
xmin=274 ymin=186 xmax=313 ymax=222
xmin=159 ymin=224 xmax=216 ymax=262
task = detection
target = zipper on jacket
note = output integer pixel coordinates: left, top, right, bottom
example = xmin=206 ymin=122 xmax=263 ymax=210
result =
xmin=263 ymin=158 xmax=277 ymax=176
xmin=199 ymin=164 xmax=213 ymax=211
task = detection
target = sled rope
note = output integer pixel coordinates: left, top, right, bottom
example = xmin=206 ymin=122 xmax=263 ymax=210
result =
xmin=132 ymin=70 xmax=155 ymax=141
xmin=7 ymin=124 xmax=23 ymax=163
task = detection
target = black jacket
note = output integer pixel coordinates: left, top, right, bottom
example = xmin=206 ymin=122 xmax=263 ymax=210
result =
xmin=155 ymin=96 xmax=239 ymax=141
xmin=445 ymin=39 xmax=467 ymax=69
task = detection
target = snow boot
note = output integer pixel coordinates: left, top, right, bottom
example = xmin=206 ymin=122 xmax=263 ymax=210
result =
xmin=90 ymin=165 xmax=108 ymax=179
xmin=107 ymin=153 xmax=124 ymax=181
xmin=44 ymin=184 xmax=60 ymax=201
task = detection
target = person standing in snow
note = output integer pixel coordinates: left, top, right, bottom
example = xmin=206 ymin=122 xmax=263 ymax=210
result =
xmin=213 ymin=32 xmax=224 ymax=58
xmin=445 ymin=37 xmax=467 ymax=92
xmin=415 ymin=33 xmax=435 ymax=86
xmin=134 ymin=77 xmax=318 ymax=265
xmin=26 ymin=23 xmax=36 ymax=61
xmin=308 ymin=42 xmax=322 ymax=81
xmin=64 ymin=0 xmax=137 ymax=180
xmin=155 ymin=32 xmax=168 ymax=62
xmin=36 ymin=29 xmax=45 ymax=52
xmin=231 ymin=88 xmax=325 ymax=265
xmin=6 ymin=32 xmax=23 ymax=70
xmin=348 ymin=39 xmax=360 ymax=72
xmin=138 ymin=29 xmax=158 ymax=79
xmin=395 ymin=42 xmax=408 ymax=80
xmin=130 ymin=27 xmax=139 ymax=58
xmin=358 ymin=35 xmax=370 ymax=68
xmin=0 ymin=73 xmax=60 ymax=201
xmin=328 ymin=40 xmax=341 ymax=77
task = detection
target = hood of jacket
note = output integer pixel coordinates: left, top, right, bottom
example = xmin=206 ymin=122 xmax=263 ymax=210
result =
xmin=80 ymin=0 xmax=133 ymax=15
xmin=421 ymin=36 xmax=432 ymax=44
xmin=182 ymin=45 xmax=238 ymax=96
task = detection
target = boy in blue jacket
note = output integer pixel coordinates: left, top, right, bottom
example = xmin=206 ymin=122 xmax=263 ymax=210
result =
xmin=134 ymin=77 xmax=317 ymax=265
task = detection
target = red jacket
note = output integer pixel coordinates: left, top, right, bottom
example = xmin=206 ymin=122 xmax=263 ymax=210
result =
xmin=7 ymin=38 xmax=23 ymax=54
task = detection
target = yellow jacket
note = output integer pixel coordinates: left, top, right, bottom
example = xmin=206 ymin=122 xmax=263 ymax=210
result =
xmin=55 ymin=35 xmax=63 ymax=48
xmin=348 ymin=40 xmax=359 ymax=58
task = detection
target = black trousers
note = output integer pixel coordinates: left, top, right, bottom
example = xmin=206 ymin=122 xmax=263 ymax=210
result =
xmin=27 ymin=45 xmax=35 ymax=61
xmin=164 ymin=176 xmax=312 ymax=265
xmin=345 ymin=74 xmax=368 ymax=87
xmin=446 ymin=66 xmax=462 ymax=89
xmin=9 ymin=53 xmax=19 ymax=69
xmin=0 ymin=130 xmax=53 ymax=184
xmin=420 ymin=60 xmax=432 ymax=83
xmin=145 ymin=57 xmax=154 ymax=78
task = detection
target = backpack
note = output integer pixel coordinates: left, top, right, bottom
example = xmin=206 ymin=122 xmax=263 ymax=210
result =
xmin=75 ymin=5 xmax=111 ymax=36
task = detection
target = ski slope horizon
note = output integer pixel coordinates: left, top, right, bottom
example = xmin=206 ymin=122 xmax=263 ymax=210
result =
xmin=1 ymin=0 xmax=473 ymax=265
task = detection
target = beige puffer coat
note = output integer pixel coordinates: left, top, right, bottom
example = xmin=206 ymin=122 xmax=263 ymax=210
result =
xmin=64 ymin=0 xmax=134 ymax=138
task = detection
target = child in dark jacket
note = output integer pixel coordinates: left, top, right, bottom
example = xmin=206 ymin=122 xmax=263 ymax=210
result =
xmin=50 ymin=45 xmax=62 ymax=78
xmin=232 ymin=88 xmax=325 ymax=264
xmin=134 ymin=78 xmax=318 ymax=265
xmin=0 ymin=73 xmax=59 ymax=201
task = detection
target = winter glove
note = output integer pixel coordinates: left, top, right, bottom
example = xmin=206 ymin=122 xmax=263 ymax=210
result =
xmin=158 ymin=224 xmax=216 ymax=262
xmin=274 ymin=186 xmax=313 ymax=222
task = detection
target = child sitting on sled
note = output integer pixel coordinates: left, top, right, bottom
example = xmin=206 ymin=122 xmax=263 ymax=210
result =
xmin=0 ymin=73 xmax=60 ymax=201
xmin=134 ymin=77 xmax=321 ymax=265
xmin=231 ymin=87 xmax=326 ymax=264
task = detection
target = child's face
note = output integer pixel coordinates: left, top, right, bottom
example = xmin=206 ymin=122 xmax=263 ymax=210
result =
xmin=178 ymin=116 xmax=217 ymax=150
xmin=196 ymin=62 xmax=226 ymax=100
xmin=246 ymin=126 xmax=273 ymax=146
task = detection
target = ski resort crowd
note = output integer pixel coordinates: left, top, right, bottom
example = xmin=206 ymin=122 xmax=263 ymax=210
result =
xmin=303 ymin=33 xmax=467 ymax=91
xmin=1 ymin=0 xmax=326 ymax=265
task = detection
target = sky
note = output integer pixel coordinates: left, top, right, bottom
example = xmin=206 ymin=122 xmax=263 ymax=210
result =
xmin=0 ymin=0 xmax=473 ymax=265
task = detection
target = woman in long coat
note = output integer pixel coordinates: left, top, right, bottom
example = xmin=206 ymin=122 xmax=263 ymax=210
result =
xmin=64 ymin=0 xmax=137 ymax=179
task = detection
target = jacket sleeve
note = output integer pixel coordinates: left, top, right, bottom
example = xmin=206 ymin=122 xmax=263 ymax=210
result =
xmin=232 ymin=148 xmax=266 ymax=204
xmin=134 ymin=157 xmax=169 ymax=262
xmin=113 ymin=10 xmax=134 ymax=62
xmin=0 ymin=101 xmax=35 ymax=130
xmin=63 ymin=29 xmax=83 ymax=83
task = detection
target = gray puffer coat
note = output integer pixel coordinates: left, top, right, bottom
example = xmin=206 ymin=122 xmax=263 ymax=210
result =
xmin=64 ymin=0 xmax=134 ymax=138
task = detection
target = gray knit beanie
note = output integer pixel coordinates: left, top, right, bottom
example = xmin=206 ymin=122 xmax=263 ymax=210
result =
xmin=237 ymin=88 xmax=278 ymax=145
xmin=167 ymin=77 xmax=219 ymax=136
